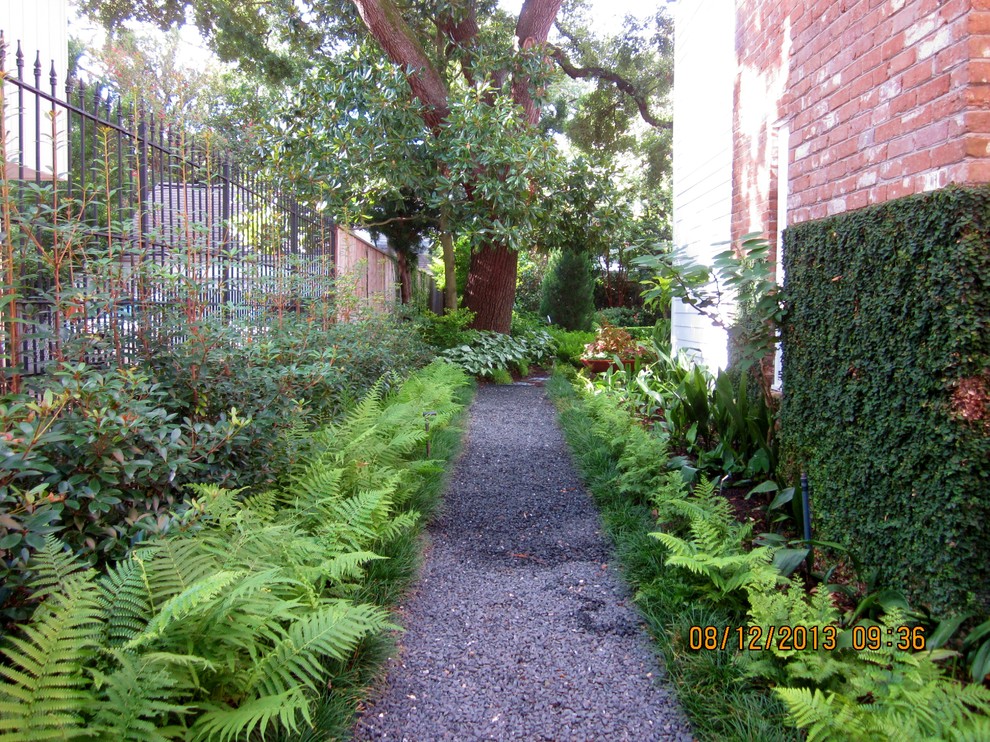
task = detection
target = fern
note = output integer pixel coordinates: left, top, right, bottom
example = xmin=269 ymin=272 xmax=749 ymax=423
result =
xmin=98 ymin=557 xmax=155 ymax=647
xmin=239 ymin=489 xmax=279 ymax=521
xmin=741 ymin=573 xmax=847 ymax=687
xmin=650 ymin=478 xmax=774 ymax=607
xmin=324 ymin=550 xmax=388 ymax=584
xmin=137 ymin=539 xmax=221 ymax=612
xmin=774 ymin=612 xmax=990 ymax=741
xmin=88 ymin=650 xmax=191 ymax=742
xmin=126 ymin=570 xmax=247 ymax=649
xmin=0 ymin=570 xmax=102 ymax=740
xmin=26 ymin=535 xmax=90 ymax=600
xmin=245 ymin=601 xmax=392 ymax=698
xmin=191 ymin=688 xmax=312 ymax=742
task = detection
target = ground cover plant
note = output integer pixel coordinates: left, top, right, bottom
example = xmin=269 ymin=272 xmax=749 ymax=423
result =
xmin=0 ymin=361 xmax=471 ymax=740
xmin=0 ymin=309 xmax=434 ymax=624
xmin=548 ymin=372 xmax=990 ymax=741
xmin=440 ymin=328 xmax=555 ymax=381
xmin=782 ymin=186 xmax=990 ymax=615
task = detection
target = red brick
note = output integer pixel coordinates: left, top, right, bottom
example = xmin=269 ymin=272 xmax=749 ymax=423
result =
xmin=846 ymin=190 xmax=870 ymax=210
xmin=880 ymin=159 xmax=905 ymax=179
xmin=886 ymin=180 xmax=915 ymax=199
xmin=903 ymin=150 xmax=933 ymax=174
xmin=888 ymin=47 xmax=917 ymax=75
xmin=914 ymin=74 xmax=953 ymax=105
xmin=929 ymin=141 xmax=965 ymax=167
xmin=968 ymin=11 xmax=990 ymax=34
xmin=913 ymin=120 xmax=950 ymax=147
xmin=964 ymin=83 xmax=990 ymax=106
xmin=964 ymin=110 xmax=990 ymax=132
xmin=937 ymin=0 xmax=971 ymax=24
xmin=964 ymin=134 xmax=990 ymax=157
xmin=961 ymin=159 xmax=990 ymax=182
xmin=902 ymin=58 xmax=935 ymax=88
xmin=881 ymin=31 xmax=906 ymax=61
xmin=835 ymin=137 xmax=860 ymax=161
xmin=948 ymin=113 xmax=968 ymax=137
xmin=888 ymin=135 xmax=915 ymax=159
xmin=970 ymin=59 xmax=990 ymax=84
xmin=934 ymin=39 xmax=969 ymax=73
xmin=968 ymin=36 xmax=990 ymax=59
xmin=891 ymin=90 xmax=919 ymax=114
xmin=874 ymin=117 xmax=905 ymax=142
xmin=856 ymin=46 xmax=885 ymax=75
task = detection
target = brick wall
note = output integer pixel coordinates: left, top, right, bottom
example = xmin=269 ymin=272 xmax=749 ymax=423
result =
xmin=734 ymin=0 xmax=990 ymax=234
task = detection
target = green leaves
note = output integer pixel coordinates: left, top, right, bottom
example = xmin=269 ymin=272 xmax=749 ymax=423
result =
xmin=0 ymin=361 xmax=470 ymax=740
xmin=440 ymin=329 xmax=556 ymax=378
xmin=781 ymin=186 xmax=990 ymax=614
xmin=634 ymin=232 xmax=785 ymax=380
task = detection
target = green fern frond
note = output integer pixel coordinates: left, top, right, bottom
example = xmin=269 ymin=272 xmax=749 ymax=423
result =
xmin=0 ymin=576 xmax=102 ymax=740
xmin=26 ymin=536 xmax=91 ymax=601
xmin=126 ymin=570 xmax=247 ymax=650
xmin=191 ymin=687 xmax=312 ymax=742
xmin=246 ymin=601 xmax=391 ymax=698
xmin=239 ymin=490 xmax=279 ymax=521
xmin=139 ymin=539 xmax=221 ymax=612
xmin=88 ymin=650 xmax=191 ymax=742
xmin=98 ymin=557 xmax=154 ymax=647
xmin=325 ymin=551 xmax=387 ymax=584
xmin=775 ymin=686 xmax=866 ymax=742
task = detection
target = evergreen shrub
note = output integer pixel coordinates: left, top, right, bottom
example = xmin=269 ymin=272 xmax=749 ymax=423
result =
xmin=539 ymin=249 xmax=595 ymax=331
xmin=781 ymin=185 xmax=990 ymax=614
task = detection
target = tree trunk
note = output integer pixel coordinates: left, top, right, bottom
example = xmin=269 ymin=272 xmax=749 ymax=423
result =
xmin=439 ymin=216 xmax=457 ymax=312
xmin=352 ymin=0 xmax=563 ymax=332
xmin=396 ymin=250 xmax=412 ymax=304
xmin=464 ymin=242 xmax=518 ymax=334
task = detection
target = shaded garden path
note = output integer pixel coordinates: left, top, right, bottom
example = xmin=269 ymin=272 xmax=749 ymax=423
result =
xmin=352 ymin=381 xmax=692 ymax=741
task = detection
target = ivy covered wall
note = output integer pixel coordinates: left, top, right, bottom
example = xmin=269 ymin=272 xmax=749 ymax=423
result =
xmin=781 ymin=185 xmax=990 ymax=614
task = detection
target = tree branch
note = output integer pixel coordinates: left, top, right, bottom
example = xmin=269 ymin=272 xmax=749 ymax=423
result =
xmin=546 ymin=43 xmax=671 ymax=130
xmin=350 ymin=0 xmax=451 ymax=131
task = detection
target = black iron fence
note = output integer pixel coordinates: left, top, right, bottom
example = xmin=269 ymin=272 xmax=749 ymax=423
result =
xmin=1 ymin=31 xmax=337 ymax=386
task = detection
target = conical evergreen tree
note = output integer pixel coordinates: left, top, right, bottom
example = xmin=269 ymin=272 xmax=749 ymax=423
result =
xmin=539 ymin=249 xmax=595 ymax=331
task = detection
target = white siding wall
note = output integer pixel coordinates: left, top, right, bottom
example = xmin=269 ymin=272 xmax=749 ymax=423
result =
xmin=671 ymin=0 xmax=736 ymax=371
xmin=2 ymin=0 xmax=70 ymax=178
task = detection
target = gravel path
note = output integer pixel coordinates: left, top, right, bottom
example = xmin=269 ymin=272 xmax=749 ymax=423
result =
xmin=352 ymin=381 xmax=693 ymax=741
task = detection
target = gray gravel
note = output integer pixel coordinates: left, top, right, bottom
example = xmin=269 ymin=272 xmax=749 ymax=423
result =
xmin=352 ymin=381 xmax=693 ymax=741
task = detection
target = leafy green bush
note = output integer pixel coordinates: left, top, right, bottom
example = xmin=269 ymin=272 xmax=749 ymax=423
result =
xmin=0 ymin=312 xmax=435 ymax=623
xmin=510 ymin=309 xmax=548 ymax=336
xmin=0 ymin=364 xmax=247 ymax=621
xmin=0 ymin=361 xmax=470 ymax=739
xmin=595 ymin=306 xmax=656 ymax=327
xmin=440 ymin=330 xmax=555 ymax=378
xmin=547 ymin=328 xmax=595 ymax=367
xmin=145 ymin=312 xmax=435 ymax=488
xmin=412 ymin=308 xmax=476 ymax=350
xmin=782 ymin=185 xmax=990 ymax=614
xmin=539 ymin=249 xmax=595 ymax=331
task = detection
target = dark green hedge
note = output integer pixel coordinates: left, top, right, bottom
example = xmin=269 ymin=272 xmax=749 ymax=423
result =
xmin=781 ymin=185 xmax=990 ymax=615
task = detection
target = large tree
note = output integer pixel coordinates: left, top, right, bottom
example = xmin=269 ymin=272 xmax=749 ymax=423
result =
xmin=80 ymin=0 xmax=671 ymax=332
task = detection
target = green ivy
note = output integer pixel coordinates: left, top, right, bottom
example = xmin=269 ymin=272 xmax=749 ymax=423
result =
xmin=781 ymin=185 xmax=990 ymax=614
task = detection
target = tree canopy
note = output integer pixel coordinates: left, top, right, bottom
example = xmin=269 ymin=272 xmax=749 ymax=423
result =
xmin=80 ymin=0 xmax=673 ymax=331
